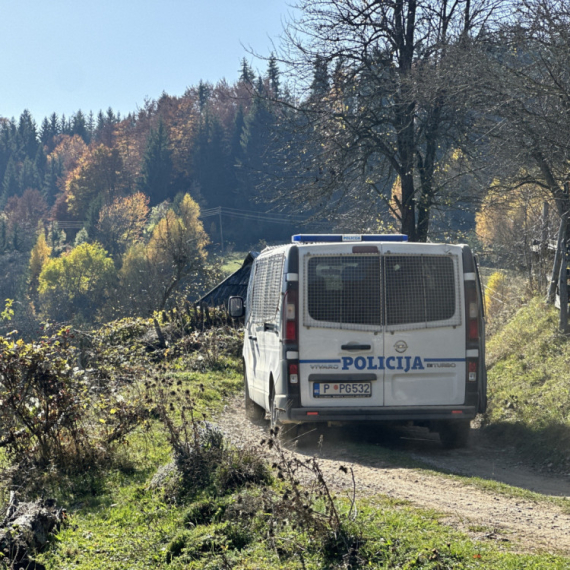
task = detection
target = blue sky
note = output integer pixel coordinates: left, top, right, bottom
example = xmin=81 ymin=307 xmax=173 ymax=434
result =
xmin=0 ymin=0 xmax=293 ymax=122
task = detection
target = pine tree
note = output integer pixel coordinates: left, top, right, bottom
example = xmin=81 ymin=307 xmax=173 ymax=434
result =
xmin=34 ymin=145 xmax=47 ymax=181
xmin=71 ymin=110 xmax=89 ymax=143
xmin=19 ymin=157 xmax=41 ymax=192
xmin=40 ymin=113 xmax=59 ymax=150
xmin=138 ymin=121 xmax=173 ymax=206
xmin=198 ymin=81 xmax=211 ymax=112
xmin=43 ymin=156 xmax=62 ymax=206
xmin=310 ymin=55 xmax=330 ymax=98
xmin=18 ymin=110 xmax=39 ymax=158
xmin=230 ymin=105 xmax=246 ymax=162
xmin=2 ymin=158 xmax=20 ymax=200
xmin=40 ymin=118 xmax=51 ymax=146
xmin=86 ymin=111 xmax=95 ymax=140
xmin=194 ymin=114 xmax=232 ymax=210
xmin=267 ymin=54 xmax=280 ymax=96
xmin=60 ymin=114 xmax=71 ymax=135
xmin=239 ymin=58 xmax=255 ymax=85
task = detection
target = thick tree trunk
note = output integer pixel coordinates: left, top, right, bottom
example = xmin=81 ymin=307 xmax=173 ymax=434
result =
xmin=548 ymin=218 xmax=565 ymax=304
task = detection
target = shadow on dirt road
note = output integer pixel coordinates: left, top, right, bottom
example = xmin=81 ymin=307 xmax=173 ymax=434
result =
xmin=293 ymin=423 xmax=570 ymax=498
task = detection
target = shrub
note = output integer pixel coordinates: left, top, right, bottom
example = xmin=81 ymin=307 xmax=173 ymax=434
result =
xmin=0 ymin=328 xmax=144 ymax=476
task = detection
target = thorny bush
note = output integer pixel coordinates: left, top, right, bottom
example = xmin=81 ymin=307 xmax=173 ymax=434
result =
xmin=261 ymin=427 xmax=364 ymax=567
xmin=144 ymin=370 xmax=269 ymax=502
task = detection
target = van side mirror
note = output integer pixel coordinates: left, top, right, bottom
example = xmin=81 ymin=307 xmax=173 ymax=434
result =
xmin=228 ymin=296 xmax=245 ymax=318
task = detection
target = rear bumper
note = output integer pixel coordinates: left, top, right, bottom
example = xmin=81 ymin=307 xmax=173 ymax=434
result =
xmin=279 ymin=401 xmax=477 ymax=423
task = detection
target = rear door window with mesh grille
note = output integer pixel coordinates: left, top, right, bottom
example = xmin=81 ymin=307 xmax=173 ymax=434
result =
xmin=250 ymin=255 xmax=284 ymax=324
xmin=385 ymin=255 xmax=456 ymax=326
xmin=307 ymin=256 xmax=382 ymax=326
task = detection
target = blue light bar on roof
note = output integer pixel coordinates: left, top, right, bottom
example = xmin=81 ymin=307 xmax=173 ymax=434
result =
xmin=292 ymin=234 xmax=408 ymax=243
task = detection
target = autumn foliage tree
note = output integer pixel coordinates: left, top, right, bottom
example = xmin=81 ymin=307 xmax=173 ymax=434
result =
xmin=66 ymin=145 xmax=126 ymax=220
xmin=4 ymin=189 xmax=48 ymax=251
xmin=119 ymin=194 xmax=208 ymax=314
xmin=38 ymin=242 xmax=116 ymax=322
xmin=95 ymin=192 xmax=150 ymax=260
xmin=28 ymin=230 xmax=52 ymax=299
xmin=476 ymin=183 xmax=558 ymax=286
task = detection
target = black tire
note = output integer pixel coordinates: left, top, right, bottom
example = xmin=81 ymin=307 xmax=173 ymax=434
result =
xmin=269 ymin=388 xmax=281 ymax=431
xmin=294 ymin=423 xmax=322 ymax=450
xmin=244 ymin=370 xmax=265 ymax=422
xmin=439 ymin=420 xmax=471 ymax=449
xmin=269 ymin=386 xmax=296 ymax=441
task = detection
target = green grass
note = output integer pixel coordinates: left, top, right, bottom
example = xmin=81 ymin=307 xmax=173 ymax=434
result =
xmin=484 ymin=297 xmax=570 ymax=467
xmin=8 ymin=308 xmax=570 ymax=570
xmin=29 ymin=353 xmax=570 ymax=569
xmin=36 ymin=469 xmax=570 ymax=569
xmin=220 ymin=251 xmax=250 ymax=275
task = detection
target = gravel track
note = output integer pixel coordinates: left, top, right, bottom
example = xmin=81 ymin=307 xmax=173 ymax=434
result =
xmin=217 ymin=396 xmax=570 ymax=556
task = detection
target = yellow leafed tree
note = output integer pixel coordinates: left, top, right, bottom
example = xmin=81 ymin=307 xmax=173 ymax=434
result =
xmin=119 ymin=194 xmax=209 ymax=314
xmin=38 ymin=242 xmax=116 ymax=322
xmin=96 ymin=192 xmax=150 ymax=259
xmin=28 ymin=230 xmax=52 ymax=298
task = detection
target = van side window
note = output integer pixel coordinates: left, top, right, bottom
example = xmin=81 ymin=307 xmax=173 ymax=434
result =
xmin=250 ymin=255 xmax=285 ymax=324
xmin=306 ymin=255 xmax=382 ymax=327
xmin=385 ymin=255 xmax=457 ymax=327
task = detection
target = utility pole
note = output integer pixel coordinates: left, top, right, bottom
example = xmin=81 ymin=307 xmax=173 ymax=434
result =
xmin=218 ymin=207 xmax=224 ymax=254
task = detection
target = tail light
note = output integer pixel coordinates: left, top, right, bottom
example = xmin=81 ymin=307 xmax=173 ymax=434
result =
xmin=283 ymin=289 xmax=298 ymax=344
xmin=289 ymin=363 xmax=299 ymax=384
xmin=464 ymin=282 xmax=479 ymax=343
xmin=467 ymin=360 xmax=477 ymax=382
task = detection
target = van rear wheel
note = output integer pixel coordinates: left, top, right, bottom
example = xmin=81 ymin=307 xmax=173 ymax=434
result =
xmin=439 ymin=420 xmax=470 ymax=449
xmin=269 ymin=390 xmax=296 ymax=442
xmin=244 ymin=371 xmax=264 ymax=422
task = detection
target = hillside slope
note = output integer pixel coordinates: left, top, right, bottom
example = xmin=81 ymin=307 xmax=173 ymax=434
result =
xmin=485 ymin=297 xmax=570 ymax=467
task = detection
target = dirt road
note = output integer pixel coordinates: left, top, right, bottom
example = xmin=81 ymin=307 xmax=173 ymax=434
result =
xmin=217 ymin=397 xmax=570 ymax=556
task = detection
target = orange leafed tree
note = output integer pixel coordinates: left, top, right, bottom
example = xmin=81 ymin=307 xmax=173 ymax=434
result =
xmin=66 ymin=145 xmax=126 ymax=219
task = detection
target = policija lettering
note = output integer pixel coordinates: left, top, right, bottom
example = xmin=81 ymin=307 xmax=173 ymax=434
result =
xmin=342 ymin=356 xmax=424 ymax=373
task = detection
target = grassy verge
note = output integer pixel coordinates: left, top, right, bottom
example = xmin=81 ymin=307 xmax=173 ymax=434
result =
xmin=34 ymin=437 xmax=570 ymax=569
xmin=484 ymin=297 xmax=570 ymax=469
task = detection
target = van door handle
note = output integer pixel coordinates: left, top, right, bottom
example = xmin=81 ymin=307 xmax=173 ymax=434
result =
xmin=249 ymin=336 xmax=257 ymax=341
xmin=264 ymin=323 xmax=278 ymax=332
xmin=341 ymin=343 xmax=371 ymax=351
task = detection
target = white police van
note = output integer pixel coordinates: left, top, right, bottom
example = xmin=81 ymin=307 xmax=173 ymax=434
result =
xmin=229 ymin=234 xmax=486 ymax=448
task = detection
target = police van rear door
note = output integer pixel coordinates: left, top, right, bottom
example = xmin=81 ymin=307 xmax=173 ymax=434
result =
xmin=298 ymin=243 xmax=385 ymax=408
xmin=382 ymin=244 xmax=465 ymax=407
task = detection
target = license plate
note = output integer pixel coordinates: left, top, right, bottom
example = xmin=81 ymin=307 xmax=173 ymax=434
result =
xmin=313 ymin=382 xmax=372 ymax=398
